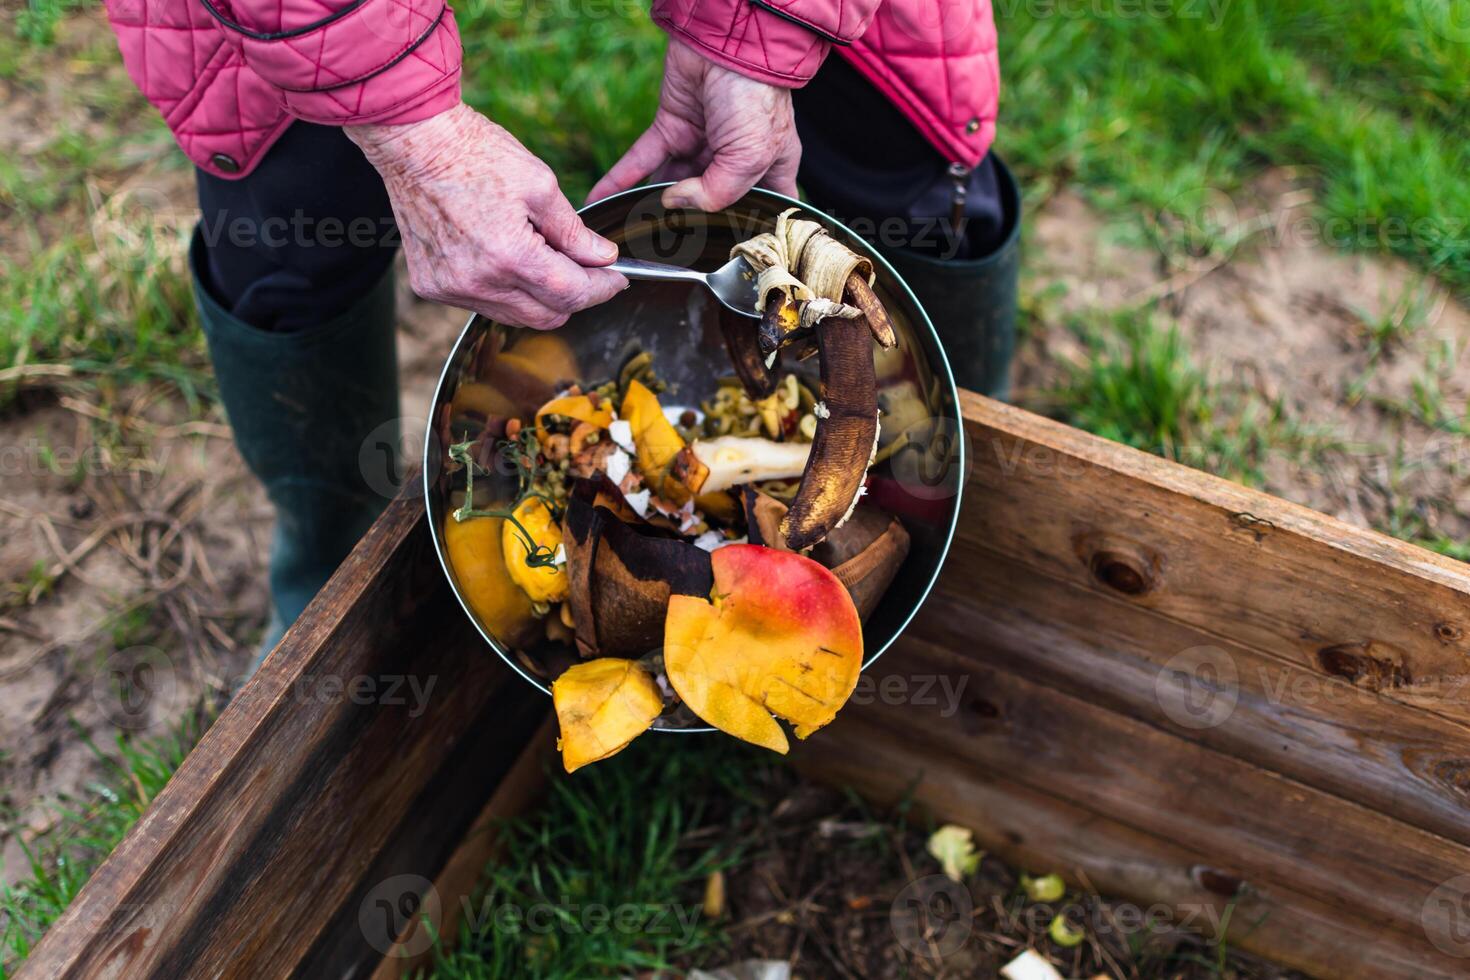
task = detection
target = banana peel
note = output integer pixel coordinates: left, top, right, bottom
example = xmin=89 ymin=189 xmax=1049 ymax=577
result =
xmin=740 ymin=486 xmax=791 ymax=552
xmin=781 ymin=314 xmax=881 ymax=551
xmin=843 ymin=274 xmax=898 ymax=350
xmin=758 ymin=291 xmax=805 ymax=362
xmin=719 ymin=305 xmax=778 ymax=399
xmin=810 ymin=504 xmax=911 ymax=621
xmin=722 ymin=209 xmax=893 ymax=551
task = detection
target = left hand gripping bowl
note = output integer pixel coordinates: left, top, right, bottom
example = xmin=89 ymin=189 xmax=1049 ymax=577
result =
xmin=424 ymin=185 xmax=964 ymax=732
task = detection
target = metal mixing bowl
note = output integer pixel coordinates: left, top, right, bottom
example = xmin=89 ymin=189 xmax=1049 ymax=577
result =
xmin=423 ymin=185 xmax=964 ymax=731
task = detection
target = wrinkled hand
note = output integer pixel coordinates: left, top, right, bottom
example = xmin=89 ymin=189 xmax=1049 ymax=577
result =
xmin=347 ymin=104 xmax=626 ymax=330
xmin=588 ymin=39 xmax=800 ymax=211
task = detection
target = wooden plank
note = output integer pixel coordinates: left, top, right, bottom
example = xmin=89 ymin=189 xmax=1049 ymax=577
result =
xmin=370 ymin=715 xmax=556 ymax=980
xmin=854 ymin=632 xmax=1470 ymax=949
xmin=17 ymin=484 xmax=547 ymax=979
xmin=793 ymin=711 xmax=1464 ymax=980
xmin=296 ymin=682 xmax=550 ymax=976
xmin=959 ymin=392 xmax=1470 ymax=726
xmin=23 ymin=392 xmax=1470 ymax=980
xmin=906 ymin=550 xmax=1470 ymax=848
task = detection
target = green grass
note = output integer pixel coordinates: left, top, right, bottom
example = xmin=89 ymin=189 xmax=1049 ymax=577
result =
xmin=13 ymin=0 xmax=84 ymax=46
xmin=1265 ymin=0 xmax=1470 ymax=135
xmin=0 ymin=225 xmax=209 ymax=407
xmin=0 ymin=712 xmax=209 ymax=976
xmin=1354 ymin=279 xmax=1437 ymax=362
xmin=444 ymin=0 xmax=1470 ymax=297
xmin=419 ymin=737 xmax=762 ymax=979
xmin=1 ymin=5 xmax=206 ymax=404
xmin=455 ymin=0 xmax=663 ymax=203
xmin=998 ymin=0 xmax=1470 ymax=295
xmin=1048 ymin=308 xmax=1313 ymax=486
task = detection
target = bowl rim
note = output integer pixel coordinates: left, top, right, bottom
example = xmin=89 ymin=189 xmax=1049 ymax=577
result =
xmin=422 ymin=182 xmax=966 ymax=732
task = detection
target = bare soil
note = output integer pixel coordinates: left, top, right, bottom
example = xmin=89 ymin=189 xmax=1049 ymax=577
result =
xmin=0 ymin=272 xmax=458 ymax=883
xmin=704 ymin=768 xmax=1301 ymax=979
xmin=1016 ymin=175 xmax=1470 ymax=545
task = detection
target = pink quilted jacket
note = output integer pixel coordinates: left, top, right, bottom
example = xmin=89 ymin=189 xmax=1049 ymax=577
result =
xmin=105 ymin=0 xmax=997 ymax=180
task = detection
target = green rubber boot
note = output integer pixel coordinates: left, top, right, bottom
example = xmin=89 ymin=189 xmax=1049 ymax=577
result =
xmin=878 ymin=155 xmax=1022 ymax=400
xmin=190 ymin=232 xmax=401 ymax=665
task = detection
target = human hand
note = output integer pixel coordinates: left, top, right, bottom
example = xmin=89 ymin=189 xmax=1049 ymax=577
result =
xmin=587 ymin=39 xmax=800 ymax=211
xmin=347 ymin=104 xmax=626 ymax=330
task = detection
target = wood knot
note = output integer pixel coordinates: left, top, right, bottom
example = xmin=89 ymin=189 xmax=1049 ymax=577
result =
xmin=1316 ymin=641 xmax=1411 ymax=690
xmin=1191 ymin=866 xmax=1246 ymax=897
xmin=1229 ymin=511 xmax=1275 ymax=541
xmin=959 ymin=697 xmax=1003 ymax=736
xmin=1435 ymin=622 xmax=1464 ymax=645
xmin=1073 ymin=529 xmax=1162 ymax=597
xmin=1431 ymin=759 xmax=1470 ymax=800
xmin=1089 ymin=551 xmax=1155 ymax=594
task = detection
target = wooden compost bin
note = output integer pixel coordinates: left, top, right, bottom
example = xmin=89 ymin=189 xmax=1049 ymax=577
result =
xmin=20 ymin=392 xmax=1470 ymax=979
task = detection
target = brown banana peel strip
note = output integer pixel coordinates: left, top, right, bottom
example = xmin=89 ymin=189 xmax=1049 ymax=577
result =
xmin=719 ymin=304 xmax=779 ymax=399
xmin=741 ymin=485 xmax=792 ymax=551
xmin=844 ymin=273 xmax=898 ymax=350
xmin=781 ymin=313 xmax=881 ymax=551
xmin=727 ymin=209 xmax=886 ymax=550
xmin=810 ymin=505 xmax=911 ymax=621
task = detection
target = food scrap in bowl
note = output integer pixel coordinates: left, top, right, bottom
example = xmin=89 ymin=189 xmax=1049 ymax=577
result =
xmin=443 ymin=211 xmax=911 ymax=772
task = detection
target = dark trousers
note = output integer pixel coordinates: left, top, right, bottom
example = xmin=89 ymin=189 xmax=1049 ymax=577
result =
xmin=793 ymin=55 xmax=1008 ymax=262
xmin=195 ymin=56 xmax=1012 ymax=329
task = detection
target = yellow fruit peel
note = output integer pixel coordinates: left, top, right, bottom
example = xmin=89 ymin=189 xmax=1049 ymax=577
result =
xmin=553 ymin=658 xmax=664 ymax=772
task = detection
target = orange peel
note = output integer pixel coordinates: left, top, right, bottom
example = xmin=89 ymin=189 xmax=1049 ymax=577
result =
xmin=501 ymin=497 xmax=568 ymax=604
xmin=443 ymin=514 xmax=539 ymax=648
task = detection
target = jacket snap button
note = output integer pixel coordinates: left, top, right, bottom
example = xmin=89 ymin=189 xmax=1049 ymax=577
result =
xmin=965 ymin=118 xmax=980 ymax=134
xmin=210 ymin=152 xmax=240 ymax=174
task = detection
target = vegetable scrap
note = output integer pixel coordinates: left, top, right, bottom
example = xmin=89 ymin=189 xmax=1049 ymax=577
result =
xmin=442 ymin=212 xmax=910 ymax=771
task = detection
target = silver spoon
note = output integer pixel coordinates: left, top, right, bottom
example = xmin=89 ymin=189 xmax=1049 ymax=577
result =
xmin=608 ymin=256 xmax=760 ymax=318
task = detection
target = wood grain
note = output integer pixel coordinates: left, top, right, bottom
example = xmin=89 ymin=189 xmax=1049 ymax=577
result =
xmin=959 ymin=391 xmax=1470 ymax=726
xmin=853 ymin=633 xmax=1465 ymax=947
xmin=370 ymin=715 xmax=556 ymax=980
xmin=793 ymin=710 xmax=1467 ymax=980
xmin=17 ymin=483 xmax=549 ymax=980
xmin=781 ymin=392 xmax=1470 ymax=977
xmin=908 ymin=551 xmax=1470 ymax=848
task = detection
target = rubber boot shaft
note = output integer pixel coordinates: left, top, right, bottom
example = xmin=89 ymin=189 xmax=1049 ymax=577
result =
xmin=876 ymin=156 xmax=1022 ymax=399
xmin=190 ymin=230 xmax=401 ymax=659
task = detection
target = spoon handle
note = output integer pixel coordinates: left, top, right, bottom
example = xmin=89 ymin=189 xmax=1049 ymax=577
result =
xmin=608 ymin=257 xmax=708 ymax=286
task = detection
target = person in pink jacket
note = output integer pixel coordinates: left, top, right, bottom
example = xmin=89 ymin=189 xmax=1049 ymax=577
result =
xmin=106 ymin=0 xmax=1016 ymax=655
